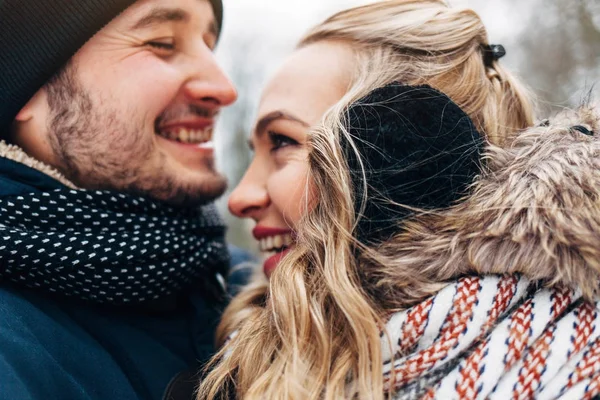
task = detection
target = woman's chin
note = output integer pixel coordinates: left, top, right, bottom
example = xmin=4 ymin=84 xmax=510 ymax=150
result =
xmin=263 ymin=248 xmax=292 ymax=278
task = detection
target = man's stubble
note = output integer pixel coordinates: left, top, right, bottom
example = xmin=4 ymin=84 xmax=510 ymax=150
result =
xmin=44 ymin=63 xmax=227 ymax=207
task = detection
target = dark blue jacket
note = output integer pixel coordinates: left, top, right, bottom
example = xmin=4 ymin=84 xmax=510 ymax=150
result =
xmin=0 ymin=156 xmax=251 ymax=400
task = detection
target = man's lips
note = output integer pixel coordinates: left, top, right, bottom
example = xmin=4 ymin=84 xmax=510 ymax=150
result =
xmin=156 ymin=118 xmax=215 ymax=147
xmin=158 ymin=118 xmax=215 ymax=131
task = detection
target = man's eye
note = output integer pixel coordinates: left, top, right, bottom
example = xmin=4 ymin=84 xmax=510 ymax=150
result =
xmin=146 ymin=40 xmax=175 ymax=53
xmin=268 ymin=132 xmax=298 ymax=151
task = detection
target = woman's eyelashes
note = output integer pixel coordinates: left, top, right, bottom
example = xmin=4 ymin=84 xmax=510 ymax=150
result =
xmin=268 ymin=131 xmax=299 ymax=152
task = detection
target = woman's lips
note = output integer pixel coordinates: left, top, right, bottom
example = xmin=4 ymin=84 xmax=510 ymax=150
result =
xmin=253 ymin=226 xmax=294 ymax=277
xmin=263 ymin=248 xmax=292 ymax=278
xmin=252 ymin=226 xmax=292 ymax=240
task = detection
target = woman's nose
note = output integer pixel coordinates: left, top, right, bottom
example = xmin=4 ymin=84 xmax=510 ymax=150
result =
xmin=228 ymin=168 xmax=270 ymax=219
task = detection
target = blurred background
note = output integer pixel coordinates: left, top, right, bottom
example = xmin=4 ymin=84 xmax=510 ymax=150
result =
xmin=213 ymin=0 xmax=600 ymax=253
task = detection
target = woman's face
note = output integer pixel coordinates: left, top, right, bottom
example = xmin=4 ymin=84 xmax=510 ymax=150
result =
xmin=228 ymin=41 xmax=354 ymax=277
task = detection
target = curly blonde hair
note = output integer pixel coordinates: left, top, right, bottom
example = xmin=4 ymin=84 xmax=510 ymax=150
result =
xmin=198 ymin=1 xmax=535 ymax=399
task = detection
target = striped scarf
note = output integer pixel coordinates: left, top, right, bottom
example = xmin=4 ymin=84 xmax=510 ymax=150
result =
xmin=383 ymin=275 xmax=600 ymax=400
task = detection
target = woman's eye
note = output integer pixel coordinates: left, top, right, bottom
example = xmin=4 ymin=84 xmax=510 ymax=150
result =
xmin=268 ymin=132 xmax=298 ymax=152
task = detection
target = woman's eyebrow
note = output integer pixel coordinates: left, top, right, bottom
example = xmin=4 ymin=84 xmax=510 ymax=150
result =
xmin=255 ymin=110 xmax=310 ymax=135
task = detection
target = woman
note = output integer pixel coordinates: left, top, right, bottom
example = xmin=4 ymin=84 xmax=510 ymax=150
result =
xmin=200 ymin=1 xmax=600 ymax=399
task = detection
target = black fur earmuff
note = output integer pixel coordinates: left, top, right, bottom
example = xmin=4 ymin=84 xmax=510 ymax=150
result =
xmin=342 ymin=83 xmax=484 ymax=244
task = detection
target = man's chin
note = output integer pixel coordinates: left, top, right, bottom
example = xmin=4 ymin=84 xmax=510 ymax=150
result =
xmin=160 ymin=173 xmax=228 ymax=208
xmin=137 ymin=141 xmax=228 ymax=206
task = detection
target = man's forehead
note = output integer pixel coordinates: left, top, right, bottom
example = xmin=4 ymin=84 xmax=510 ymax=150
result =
xmin=121 ymin=0 xmax=221 ymax=35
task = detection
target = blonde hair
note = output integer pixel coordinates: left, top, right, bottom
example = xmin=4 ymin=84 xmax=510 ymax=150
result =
xmin=198 ymin=1 xmax=535 ymax=399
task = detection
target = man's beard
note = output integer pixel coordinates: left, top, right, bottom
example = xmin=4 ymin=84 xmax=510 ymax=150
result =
xmin=44 ymin=63 xmax=227 ymax=207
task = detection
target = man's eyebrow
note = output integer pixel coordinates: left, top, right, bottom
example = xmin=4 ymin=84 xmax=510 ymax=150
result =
xmin=255 ymin=111 xmax=310 ymax=135
xmin=131 ymin=8 xmax=190 ymax=30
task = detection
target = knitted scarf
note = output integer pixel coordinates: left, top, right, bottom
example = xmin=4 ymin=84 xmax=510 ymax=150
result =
xmin=0 ymin=187 xmax=229 ymax=305
xmin=383 ymin=275 xmax=600 ymax=400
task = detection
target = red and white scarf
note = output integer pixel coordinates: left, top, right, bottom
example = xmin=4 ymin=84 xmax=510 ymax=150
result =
xmin=383 ymin=275 xmax=600 ymax=400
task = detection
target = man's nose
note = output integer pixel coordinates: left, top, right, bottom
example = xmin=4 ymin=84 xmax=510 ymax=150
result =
xmin=228 ymin=165 xmax=270 ymax=219
xmin=184 ymin=47 xmax=237 ymax=107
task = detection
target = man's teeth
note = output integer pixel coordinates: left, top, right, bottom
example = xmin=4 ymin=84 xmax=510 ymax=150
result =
xmin=158 ymin=127 xmax=212 ymax=144
xmin=259 ymin=234 xmax=293 ymax=252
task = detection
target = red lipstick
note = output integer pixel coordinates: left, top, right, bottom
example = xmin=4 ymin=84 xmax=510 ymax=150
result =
xmin=252 ymin=226 xmax=292 ymax=240
xmin=263 ymin=248 xmax=292 ymax=278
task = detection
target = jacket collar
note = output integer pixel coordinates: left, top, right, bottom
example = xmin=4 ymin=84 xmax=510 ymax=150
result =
xmin=0 ymin=141 xmax=76 ymax=194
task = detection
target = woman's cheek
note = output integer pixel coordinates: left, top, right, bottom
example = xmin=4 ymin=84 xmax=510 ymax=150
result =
xmin=271 ymin=162 xmax=313 ymax=225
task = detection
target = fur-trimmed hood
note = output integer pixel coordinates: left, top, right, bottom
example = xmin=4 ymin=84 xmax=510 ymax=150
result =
xmin=372 ymin=106 xmax=600 ymax=306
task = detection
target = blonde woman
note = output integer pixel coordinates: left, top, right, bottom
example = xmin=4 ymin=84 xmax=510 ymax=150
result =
xmin=199 ymin=1 xmax=600 ymax=399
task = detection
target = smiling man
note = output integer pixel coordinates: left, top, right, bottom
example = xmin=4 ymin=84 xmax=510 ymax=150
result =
xmin=7 ymin=0 xmax=236 ymax=205
xmin=0 ymin=0 xmax=242 ymax=399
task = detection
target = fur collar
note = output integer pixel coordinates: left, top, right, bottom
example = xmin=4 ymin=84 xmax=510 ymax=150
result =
xmin=0 ymin=141 xmax=77 ymax=189
xmin=369 ymin=106 xmax=600 ymax=306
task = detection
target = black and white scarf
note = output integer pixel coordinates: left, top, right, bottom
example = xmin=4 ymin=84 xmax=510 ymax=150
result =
xmin=0 ymin=188 xmax=229 ymax=305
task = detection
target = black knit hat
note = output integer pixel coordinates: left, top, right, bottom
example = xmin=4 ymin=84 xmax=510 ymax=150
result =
xmin=0 ymin=0 xmax=224 ymax=132
xmin=342 ymin=83 xmax=484 ymax=244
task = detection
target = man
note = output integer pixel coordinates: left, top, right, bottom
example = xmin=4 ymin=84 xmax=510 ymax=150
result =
xmin=0 ymin=0 xmax=243 ymax=398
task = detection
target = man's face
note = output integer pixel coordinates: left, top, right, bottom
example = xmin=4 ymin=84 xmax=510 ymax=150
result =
xmin=13 ymin=0 xmax=237 ymax=206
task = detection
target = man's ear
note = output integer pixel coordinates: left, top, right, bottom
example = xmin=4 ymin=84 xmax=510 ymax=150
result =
xmin=14 ymin=89 xmax=46 ymax=123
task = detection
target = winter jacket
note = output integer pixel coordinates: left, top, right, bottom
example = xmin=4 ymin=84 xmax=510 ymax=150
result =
xmin=0 ymin=142 xmax=252 ymax=400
